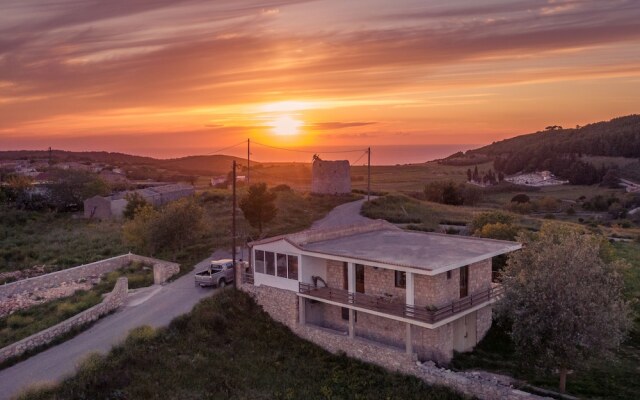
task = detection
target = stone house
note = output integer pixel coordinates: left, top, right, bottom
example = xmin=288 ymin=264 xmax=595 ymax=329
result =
xmin=84 ymin=183 xmax=195 ymax=219
xmin=243 ymin=220 xmax=520 ymax=363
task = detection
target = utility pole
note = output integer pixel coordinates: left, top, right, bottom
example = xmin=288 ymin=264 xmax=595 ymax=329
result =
xmin=247 ymin=138 xmax=250 ymax=185
xmin=232 ymin=160 xmax=237 ymax=288
xmin=367 ymin=147 xmax=371 ymax=201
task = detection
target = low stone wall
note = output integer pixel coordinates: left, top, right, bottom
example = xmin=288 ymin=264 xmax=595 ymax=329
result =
xmin=128 ymin=254 xmax=180 ymax=285
xmin=0 ymin=254 xmax=180 ymax=302
xmin=0 ymin=255 xmax=130 ymax=301
xmin=239 ymin=281 xmax=549 ymax=400
xmin=0 ymin=277 xmax=129 ymax=364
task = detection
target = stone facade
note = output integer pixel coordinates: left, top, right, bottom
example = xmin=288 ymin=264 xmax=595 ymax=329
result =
xmin=0 ymin=254 xmax=180 ymax=302
xmin=311 ymin=159 xmax=351 ymax=195
xmin=238 ymin=281 xmax=548 ymax=400
xmin=0 ymin=277 xmax=129 ymax=364
xmin=315 ymin=258 xmax=495 ymax=363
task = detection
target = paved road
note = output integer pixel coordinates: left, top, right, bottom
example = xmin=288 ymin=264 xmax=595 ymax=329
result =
xmin=311 ymin=198 xmax=373 ymax=230
xmin=0 ymin=251 xmax=231 ymax=400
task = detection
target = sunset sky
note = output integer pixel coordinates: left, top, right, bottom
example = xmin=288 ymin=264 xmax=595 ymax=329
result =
xmin=1 ymin=0 xmax=640 ymax=160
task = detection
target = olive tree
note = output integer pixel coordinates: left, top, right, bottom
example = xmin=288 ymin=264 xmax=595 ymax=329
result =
xmin=498 ymin=225 xmax=631 ymax=393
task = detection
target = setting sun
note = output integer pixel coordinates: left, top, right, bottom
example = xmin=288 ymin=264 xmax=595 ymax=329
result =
xmin=271 ymin=114 xmax=303 ymax=136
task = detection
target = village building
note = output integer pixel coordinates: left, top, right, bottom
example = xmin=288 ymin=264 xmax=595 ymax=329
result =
xmin=84 ymin=183 xmax=195 ymax=219
xmin=240 ymin=221 xmax=521 ymax=363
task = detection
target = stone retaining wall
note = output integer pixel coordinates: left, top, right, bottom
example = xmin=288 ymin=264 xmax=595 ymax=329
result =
xmin=128 ymin=254 xmax=180 ymax=285
xmin=0 ymin=254 xmax=180 ymax=302
xmin=0 ymin=255 xmax=130 ymax=301
xmin=238 ymin=280 xmax=549 ymax=400
xmin=0 ymin=277 xmax=129 ymax=364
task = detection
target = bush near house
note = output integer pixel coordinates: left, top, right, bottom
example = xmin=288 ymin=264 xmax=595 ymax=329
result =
xmin=17 ymin=291 xmax=465 ymax=400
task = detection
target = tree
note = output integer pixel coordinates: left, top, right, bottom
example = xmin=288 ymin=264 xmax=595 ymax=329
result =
xmin=511 ymin=194 xmax=530 ymax=203
xmin=47 ymin=169 xmax=109 ymax=211
xmin=470 ymin=211 xmax=513 ymax=233
xmin=123 ymin=198 xmax=206 ymax=260
xmin=472 ymin=165 xmax=479 ymax=182
xmin=466 ymin=168 xmax=472 ymax=182
xmin=239 ymin=183 xmax=277 ymax=235
xmin=151 ymin=198 xmax=206 ymax=260
xmin=122 ymin=204 xmax=159 ymax=255
xmin=475 ymin=222 xmax=519 ymax=241
xmin=123 ymin=192 xmax=150 ymax=219
xmin=498 ymin=226 xmax=631 ymax=393
xmin=424 ymin=181 xmax=463 ymax=205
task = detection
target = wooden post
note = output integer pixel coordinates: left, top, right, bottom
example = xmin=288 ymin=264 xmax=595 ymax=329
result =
xmin=367 ymin=147 xmax=371 ymax=201
xmin=232 ymin=160 xmax=237 ymax=288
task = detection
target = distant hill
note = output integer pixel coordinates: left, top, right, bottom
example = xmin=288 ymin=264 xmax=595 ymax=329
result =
xmin=157 ymin=155 xmax=256 ymax=176
xmin=446 ymin=115 xmax=640 ymax=185
xmin=0 ymin=150 xmax=254 ymax=176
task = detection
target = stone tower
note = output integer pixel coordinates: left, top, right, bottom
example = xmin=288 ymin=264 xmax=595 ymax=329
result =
xmin=311 ymin=159 xmax=351 ymax=194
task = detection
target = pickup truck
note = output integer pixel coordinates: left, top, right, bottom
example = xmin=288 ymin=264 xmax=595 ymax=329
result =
xmin=194 ymin=259 xmax=234 ymax=288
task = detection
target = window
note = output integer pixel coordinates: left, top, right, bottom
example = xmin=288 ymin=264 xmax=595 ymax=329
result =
xmin=394 ymin=271 xmax=406 ymax=288
xmin=254 ymin=250 xmax=299 ymax=281
xmin=446 ymin=270 xmax=452 ymax=280
xmin=255 ymin=250 xmax=265 ymax=274
xmin=265 ymin=252 xmax=275 ymax=275
xmin=287 ymin=255 xmax=299 ymax=280
xmin=277 ymin=253 xmax=287 ymax=277
xmin=459 ymin=265 xmax=469 ymax=298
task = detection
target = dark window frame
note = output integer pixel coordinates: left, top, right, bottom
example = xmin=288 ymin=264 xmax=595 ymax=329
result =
xmin=265 ymin=251 xmax=275 ymax=275
xmin=394 ymin=271 xmax=406 ymax=288
xmin=255 ymin=250 xmax=265 ymax=274
xmin=287 ymin=255 xmax=299 ymax=280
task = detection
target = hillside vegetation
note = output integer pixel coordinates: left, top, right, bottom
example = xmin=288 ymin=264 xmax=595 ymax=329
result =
xmin=17 ymin=291 xmax=464 ymax=400
xmin=447 ymin=115 xmax=640 ymax=184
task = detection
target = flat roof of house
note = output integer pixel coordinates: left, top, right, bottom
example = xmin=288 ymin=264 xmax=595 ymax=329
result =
xmin=301 ymin=228 xmax=520 ymax=271
xmin=250 ymin=221 xmax=521 ymax=272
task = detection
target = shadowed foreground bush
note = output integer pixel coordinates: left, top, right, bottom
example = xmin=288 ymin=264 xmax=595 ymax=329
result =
xmin=18 ymin=291 xmax=466 ymax=400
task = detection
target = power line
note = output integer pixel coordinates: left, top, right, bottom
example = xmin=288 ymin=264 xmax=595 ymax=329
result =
xmin=203 ymin=140 xmax=247 ymax=156
xmin=251 ymin=140 xmax=367 ymax=154
xmin=350 ymin=149 xmax=369 ymax=165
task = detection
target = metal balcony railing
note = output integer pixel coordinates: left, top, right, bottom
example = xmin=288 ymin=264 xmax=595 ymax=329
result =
xmin=299 ymin=282 xmax=503 ymax=324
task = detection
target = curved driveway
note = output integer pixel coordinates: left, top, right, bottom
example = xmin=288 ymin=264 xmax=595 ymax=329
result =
xmin=311 ymin=198 xmax=372 ymax=230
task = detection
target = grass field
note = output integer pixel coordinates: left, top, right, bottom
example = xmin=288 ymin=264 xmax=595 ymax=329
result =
xmin=0 ymin=207 xmax=126 ymax=275
xmin=361 ymin=194 xmax=543 ymax=232
xmin=0 ymin=262 xmax=153 ymax=349
xmin=17 ymin=291 xmax=465 ymax=400
xmin=451 ymin=241 xmax=640 ymax=400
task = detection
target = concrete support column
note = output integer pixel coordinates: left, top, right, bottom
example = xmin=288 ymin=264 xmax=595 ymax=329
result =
xmin=406 ymin=271 xmax=414 ymax=355
xmin=298 ymin=297 xmax=306 ymax=325
xmin=406 ymin=271 xmax=415 ymax=306
xmin=349 ymin=310 xmax=355 ymax=339
xmin=347 ymin=262 xmax=355 ymax=294
xmin=347 ymin=263 xmax=356 ymax=339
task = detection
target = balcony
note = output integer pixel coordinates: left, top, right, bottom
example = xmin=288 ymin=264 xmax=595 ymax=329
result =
xmin=299 ymin=282 xmax=504 ymax=325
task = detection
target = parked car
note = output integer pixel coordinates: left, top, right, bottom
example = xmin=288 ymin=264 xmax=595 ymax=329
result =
xmin=194 ymin=259 xmax=234 ymax=288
